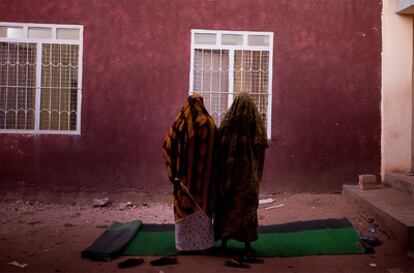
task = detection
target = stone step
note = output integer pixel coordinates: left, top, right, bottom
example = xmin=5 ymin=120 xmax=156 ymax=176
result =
xmin=342 ymin=184 xmax=414 ymax=251
xmin=384 ymin=172 xmax=414 ymax=196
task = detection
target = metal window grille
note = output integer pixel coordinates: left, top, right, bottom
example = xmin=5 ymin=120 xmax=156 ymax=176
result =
xmin=190 ymin=30 xmax=273 ymax=138
xmin=193 ymin=49 xmax=229 ymax=125
xmin=0 ymin=23 xmax=83 ymax=135
xmin=0 ymin=42 xmax=37 ymax=130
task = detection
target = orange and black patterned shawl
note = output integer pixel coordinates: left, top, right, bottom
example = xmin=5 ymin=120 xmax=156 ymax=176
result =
xmin=162 ymin=94 xmax=217 ymax=221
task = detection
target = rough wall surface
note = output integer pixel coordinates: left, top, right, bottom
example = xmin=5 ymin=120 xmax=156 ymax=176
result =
xmin=0 ymin=0 xmax=382 ymax=193
xmin=382 ymin=0 xmax=413 ymax=175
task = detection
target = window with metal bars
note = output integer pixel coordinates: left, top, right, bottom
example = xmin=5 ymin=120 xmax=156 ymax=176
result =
xmin=0 ymin=23 xmax=83 ymax=134
xmin=190 ymin=30 xmax=273 ymax=138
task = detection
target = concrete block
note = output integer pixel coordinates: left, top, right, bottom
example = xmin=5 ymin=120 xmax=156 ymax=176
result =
xmin=359 ymin=174 xmax=377 ymax=190
xmin=359 ymin=174 xmax=377 ymax=184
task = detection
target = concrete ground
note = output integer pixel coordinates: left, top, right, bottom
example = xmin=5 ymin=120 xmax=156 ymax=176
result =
xmin=0 ymin=191 xmax=413 ymax=273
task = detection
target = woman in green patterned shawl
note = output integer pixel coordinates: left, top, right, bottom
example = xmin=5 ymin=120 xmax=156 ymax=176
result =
xmin=214 ymin=92 xmax=268 ymax=255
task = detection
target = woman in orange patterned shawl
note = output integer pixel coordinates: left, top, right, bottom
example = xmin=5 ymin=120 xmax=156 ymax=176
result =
xmin=162 ymin=93 xmax=217 ymax=252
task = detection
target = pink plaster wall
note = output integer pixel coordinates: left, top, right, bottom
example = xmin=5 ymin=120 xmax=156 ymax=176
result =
xmin=0 ymin=0 xmax=382 ymax=193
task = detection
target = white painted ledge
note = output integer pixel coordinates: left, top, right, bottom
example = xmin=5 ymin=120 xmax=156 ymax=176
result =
xmin=397 ymin=0 xmax=414 ymax=14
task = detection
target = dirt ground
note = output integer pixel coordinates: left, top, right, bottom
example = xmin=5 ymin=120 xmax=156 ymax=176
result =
xmin=0 ymin=191 xmax=413 ymax=273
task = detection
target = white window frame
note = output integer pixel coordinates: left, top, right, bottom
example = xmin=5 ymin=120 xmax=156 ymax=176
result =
xmin=189 ymin=29 xmax=274 ymax=138
xmin=0 ymin=22 xmax=83 ymax=135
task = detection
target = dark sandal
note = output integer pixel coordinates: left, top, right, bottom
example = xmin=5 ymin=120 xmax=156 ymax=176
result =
xmin=360 ymin=240 xmax=375 ymax=254
xmin=118 ymin=258 xmax=144 ymax=268
xmin=225 ymin=258 xmax=250 ymax=268
xmin=242 ymin=256 xmax=265 ymax=264
xmin=150 ymin=256 xmax=178 ymax=266
xmin=360 ymin=236 xmax=381 ymax=247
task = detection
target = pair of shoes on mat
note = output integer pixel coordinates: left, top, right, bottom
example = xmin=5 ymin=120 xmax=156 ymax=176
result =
xmin=118 ymin=257 xmax=177 ymax=268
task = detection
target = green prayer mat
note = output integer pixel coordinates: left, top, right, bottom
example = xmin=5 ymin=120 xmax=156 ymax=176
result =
xmin=122 ymin=218 xmax=363 ymax=257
